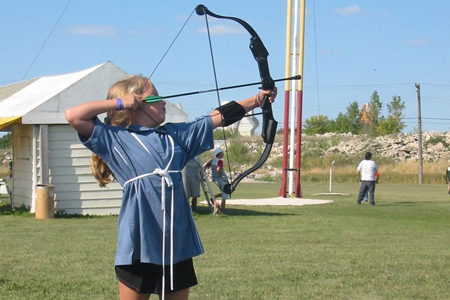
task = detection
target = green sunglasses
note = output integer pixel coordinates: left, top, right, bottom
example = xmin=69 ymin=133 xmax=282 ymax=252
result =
xmin=144 ymin=95 xmax=164 ymax=103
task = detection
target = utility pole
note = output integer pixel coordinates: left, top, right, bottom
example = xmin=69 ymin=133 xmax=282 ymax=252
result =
xmin=415 ymin=83 xmax=423 ymax=184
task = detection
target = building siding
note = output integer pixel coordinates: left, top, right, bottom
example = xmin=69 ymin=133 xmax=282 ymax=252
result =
xmin=48 ymin=125 xmax=122 ymax=215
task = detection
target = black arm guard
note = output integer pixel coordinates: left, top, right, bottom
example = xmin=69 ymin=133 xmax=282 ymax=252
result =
xmin=215 ymin=101 xmax=246 ymax=127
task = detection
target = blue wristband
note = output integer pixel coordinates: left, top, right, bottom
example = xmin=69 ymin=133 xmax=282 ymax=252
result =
xmin=116 ymin=98 xmax=123 ymax=111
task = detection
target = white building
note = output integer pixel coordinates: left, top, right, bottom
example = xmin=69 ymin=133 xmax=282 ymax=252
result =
xmin=0 ymin=62 xmax=187 ymax=215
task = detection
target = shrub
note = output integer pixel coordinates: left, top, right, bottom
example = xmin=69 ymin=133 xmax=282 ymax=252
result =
xmin=0 ymin=133 xmax=12 ymax=149
xmin=424 ymin=136 xmax=449 ymax=149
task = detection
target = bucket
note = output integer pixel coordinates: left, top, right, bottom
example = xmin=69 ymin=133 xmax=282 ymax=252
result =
xmin=35 ymin=184 xmax=55 ymax=219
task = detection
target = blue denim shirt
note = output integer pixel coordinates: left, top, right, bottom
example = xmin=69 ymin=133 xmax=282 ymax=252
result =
xmin=80 ymin=116 xmax=214 ymax=265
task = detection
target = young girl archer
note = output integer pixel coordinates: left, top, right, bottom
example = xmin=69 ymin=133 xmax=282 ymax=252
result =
xmin=65 ymin=75 xmax=276 ymax=300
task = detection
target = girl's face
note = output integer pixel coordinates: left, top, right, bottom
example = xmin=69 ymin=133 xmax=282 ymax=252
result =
xmin=138 ymin=81 xmax=166 ymax=126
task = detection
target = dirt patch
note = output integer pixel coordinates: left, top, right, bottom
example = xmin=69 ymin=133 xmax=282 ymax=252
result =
xmin=201 ymin=197 xmax=333 ymax=206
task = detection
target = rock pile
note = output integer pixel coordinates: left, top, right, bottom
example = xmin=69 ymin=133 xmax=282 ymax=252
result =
xmin=242 ymin=131 xmax=450 ymax=165
xmin=231 ymin=131 xmax=450 ymax=181
xmin=320 ymin=131 xmax=450 ymax=162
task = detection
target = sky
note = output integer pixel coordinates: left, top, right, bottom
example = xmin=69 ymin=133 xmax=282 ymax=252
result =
xmin=1 ymin=0 xmax=450 ymax=138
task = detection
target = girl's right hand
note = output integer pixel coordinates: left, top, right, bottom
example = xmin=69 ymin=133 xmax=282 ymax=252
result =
xmin=121 ymin=94 xmax=141 ymax=110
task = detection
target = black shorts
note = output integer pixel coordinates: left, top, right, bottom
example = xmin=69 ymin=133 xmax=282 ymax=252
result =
xmin=115 ymin=258 xmax=197 ymax=294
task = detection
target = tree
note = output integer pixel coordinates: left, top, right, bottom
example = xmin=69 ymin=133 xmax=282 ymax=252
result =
xmin=377 ymin=95 xmax=406 ymax=134
xmin=303 ymin=114 xmax=334 ymax=135
xmin=334 ymin=101 xmax=361 ymax=134
xmin=369 ymin=90 xmax=383 ymax=124
xmin=387 ymin=95 xmax=406 ymax=120
xmin=0 ymin=133 xmax=12 ymax=149
xmin=361 ymin=90 xmax=383 ymax=136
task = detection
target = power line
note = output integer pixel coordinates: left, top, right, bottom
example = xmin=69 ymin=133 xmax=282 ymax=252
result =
xmin=421 ymin=83 xmax=450 ymax=88
xmin=404 ymin=117 xmax=450 ymax=121
xmin=303 ymin=83 xmax=414 ymax=89
xmin=22 ymin=0 xmax=72 ymax=80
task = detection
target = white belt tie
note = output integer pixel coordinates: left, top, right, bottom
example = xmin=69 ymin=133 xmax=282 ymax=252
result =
xmin=127 ymin=133 xmax=178 ymax=300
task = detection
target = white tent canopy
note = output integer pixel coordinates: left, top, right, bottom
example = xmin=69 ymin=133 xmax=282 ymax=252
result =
xmin=0 ymin=61 xmax=189 ymax=129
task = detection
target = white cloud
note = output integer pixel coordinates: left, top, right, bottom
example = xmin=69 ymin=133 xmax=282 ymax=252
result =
xmin=198 ymin=24 xmax=247 ymax=35
xmin=70 ymin=25 xmax=117 ymax=37
xmin=334 ymin=6 xmax=361 ymax=16
xmin=406 ymin=39 xmax=430 ymax=46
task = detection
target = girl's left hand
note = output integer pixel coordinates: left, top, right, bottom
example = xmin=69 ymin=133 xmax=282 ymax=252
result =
xmin=256 ymin=87 xmax=277 ymax=107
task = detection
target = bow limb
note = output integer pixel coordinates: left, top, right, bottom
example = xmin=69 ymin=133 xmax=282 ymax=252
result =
xmin=196 ymin=5 xmax=278 ymax=194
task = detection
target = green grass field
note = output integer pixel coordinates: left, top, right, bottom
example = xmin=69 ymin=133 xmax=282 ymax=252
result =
xmin=1 ymin=182 xmax=449 ymax=299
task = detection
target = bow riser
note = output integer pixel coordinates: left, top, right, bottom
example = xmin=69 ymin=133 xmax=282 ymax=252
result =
xmin=262 ymin=97 xmax=278 ymax=144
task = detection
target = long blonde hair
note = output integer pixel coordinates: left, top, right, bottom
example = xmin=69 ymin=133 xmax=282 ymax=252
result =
xmin=91 ymin=75 xmax=150 ymax=187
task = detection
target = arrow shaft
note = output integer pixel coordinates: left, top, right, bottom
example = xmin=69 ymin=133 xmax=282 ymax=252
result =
xmin=159 ymin=75 xmax=301 ymax=100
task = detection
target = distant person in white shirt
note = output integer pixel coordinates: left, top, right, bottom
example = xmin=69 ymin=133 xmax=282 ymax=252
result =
xmin=357 ymin=152 xmax=379 ymax=205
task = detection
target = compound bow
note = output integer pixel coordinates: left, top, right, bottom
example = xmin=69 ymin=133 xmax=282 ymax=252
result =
xmin=196 ymin=4 xmax=279 ymax=194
